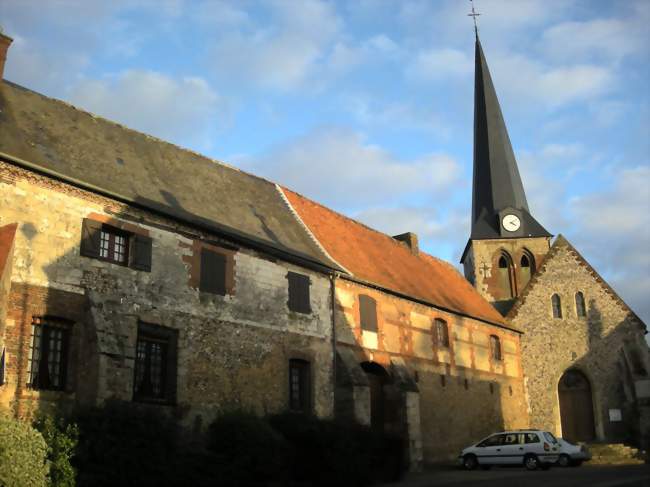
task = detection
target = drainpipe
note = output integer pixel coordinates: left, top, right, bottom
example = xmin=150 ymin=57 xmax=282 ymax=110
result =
xmin=330 ymin=272 xmax=338 ymax=417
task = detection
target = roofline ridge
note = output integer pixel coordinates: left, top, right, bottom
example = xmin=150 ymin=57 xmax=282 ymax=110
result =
xmin=276 ymin=185 xmax=351 ymax=275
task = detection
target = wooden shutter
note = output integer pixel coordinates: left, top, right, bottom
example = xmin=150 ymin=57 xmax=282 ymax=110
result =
xmin=80 ymin=218 xmax=102 ymax=258
xmin=359 ymin=295 xmax=377 ymax=332
xmin=287 ymin=272 xmax=310 ymax=313
xmin=131 ymin=235 xmax=153 ymax=272
xmin=200 ymin=249 xmax=226 ymax=295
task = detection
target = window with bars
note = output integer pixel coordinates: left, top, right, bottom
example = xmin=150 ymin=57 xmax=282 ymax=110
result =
xmin=435 ymin=319 xmax=449 ymax=348
xmin=133 ymin=323 xmax=177 ymax=403
xmin=490 ymin=335 xmax=502 ymax=361
xmin=27 ymin=318 xmax=70 ymax=391
xmin=289 ymin=359 xmax=311 ymax=413
xmin=287 ymin=272 xmax=311 ymax=314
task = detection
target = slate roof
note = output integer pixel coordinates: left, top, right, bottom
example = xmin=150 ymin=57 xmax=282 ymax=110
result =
xmin=470 ymin=38 xmax=550 ymax=241
xmin=282 ymin=188 xmax=514 ymax=330
xmin=0 ymin=80 xmax=341 ymax=271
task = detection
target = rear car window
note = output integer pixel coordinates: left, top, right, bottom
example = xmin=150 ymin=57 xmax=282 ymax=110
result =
xmin=543 ymin=432 xmax=558 ymax=444
xmin=524 ymin=433 xmax=540 ymax=443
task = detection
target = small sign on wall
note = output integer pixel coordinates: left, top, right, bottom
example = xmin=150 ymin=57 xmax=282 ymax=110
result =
xmin=608 ymin=409 xmax=622 ymax=422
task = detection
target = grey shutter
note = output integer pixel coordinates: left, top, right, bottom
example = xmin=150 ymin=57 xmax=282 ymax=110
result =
xmin=131 ymin=235 xmax=153 ymax=272
xmin=200 ymin=249 xmax=226 ymax=295
xmin=359 ymin=295 xmax=377 ymax=332
xmin=80 ymin=218 xmax=102 ymax=258
xmin=287 ymin=272 xmax=310 ymax=313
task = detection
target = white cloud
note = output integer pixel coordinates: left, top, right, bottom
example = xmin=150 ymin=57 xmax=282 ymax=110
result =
xmin=406 ymin=48 xmax=472 ymax=81
xmin=241 ymin=127 xmax=461 ymax=207
xmin=69 ymin=70 xmax=222 ymax=150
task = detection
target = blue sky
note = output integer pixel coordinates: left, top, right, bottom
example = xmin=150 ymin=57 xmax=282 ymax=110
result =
xmin=2 ymin=0 xmax=649 ymax=326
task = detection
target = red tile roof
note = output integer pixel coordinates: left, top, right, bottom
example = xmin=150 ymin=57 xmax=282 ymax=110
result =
xmin=282 ymin=188 xmax=510 ymax=328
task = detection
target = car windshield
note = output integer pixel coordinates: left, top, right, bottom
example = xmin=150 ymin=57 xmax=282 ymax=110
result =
xmin=543 ymin=432 xmax=558 ymax=444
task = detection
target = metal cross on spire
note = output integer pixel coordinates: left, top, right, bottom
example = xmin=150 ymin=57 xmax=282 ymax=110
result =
xmin=468 ymin=0 xmax=481 ymax=38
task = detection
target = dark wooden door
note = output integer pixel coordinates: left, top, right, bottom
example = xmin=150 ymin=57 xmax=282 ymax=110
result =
xmin=367 ymin=373 xmax=385 ymax=431
xmin=558 ymin=369 xmax=595 ymax=441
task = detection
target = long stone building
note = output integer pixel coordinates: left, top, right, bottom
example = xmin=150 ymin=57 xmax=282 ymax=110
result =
xmin=0 ymin=30 xmax=648 ymax=468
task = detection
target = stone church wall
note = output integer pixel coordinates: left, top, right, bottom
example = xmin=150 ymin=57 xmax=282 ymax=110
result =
xmin=334 ymin=279 xmax=529 ymax=464
xmin=0 ymin=161 xmax=334 ymax=427
xmin=512 ymin=241 xmax=649 ymax=443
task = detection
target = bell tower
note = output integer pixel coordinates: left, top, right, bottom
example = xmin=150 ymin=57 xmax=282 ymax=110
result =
xmin=460 ymin=36 xmax=552 ymax=315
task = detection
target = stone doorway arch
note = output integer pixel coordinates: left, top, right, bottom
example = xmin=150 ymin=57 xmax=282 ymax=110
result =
xmin=558 ymin=369 xmax=595 ymax=441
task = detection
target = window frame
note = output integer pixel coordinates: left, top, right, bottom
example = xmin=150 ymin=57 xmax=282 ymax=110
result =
xmin=98 ymin=225 xmax=130 ymax=266
xmin=288 ymin=358 xmax=311 ymax=414
xmin=575 ymin=291 xmax=586 ymax=318
xmin=133 ymin=322 xmax=178 ymax=405
xmin=26 ymin=318 xmax=72 ymax=391
xmin=434 ymin=319 xmax=450 ymax=348
xmin=552 ymin=293 xmax=563 ymax=319
xmin=489 ymin=335 xmax=502 ymax=362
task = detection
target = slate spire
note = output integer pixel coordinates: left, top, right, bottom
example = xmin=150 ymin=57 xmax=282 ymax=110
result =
xmin=470 ymin=37 xmax=550 ymax=240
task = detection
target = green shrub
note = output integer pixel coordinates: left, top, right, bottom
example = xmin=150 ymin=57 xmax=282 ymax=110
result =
xmin=206 ymin=410 xmax=290 ymax=486
xmin=72 ymin=400 xmax=177 ymax=487
xmin=0 ymin=414 xmax=49 ymax=487
xmin=33 ymin=415 xmax=78 ymax=487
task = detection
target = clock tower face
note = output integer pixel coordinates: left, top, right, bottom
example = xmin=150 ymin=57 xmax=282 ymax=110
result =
xmin=502 ymin=214 xmax=521 ymax=232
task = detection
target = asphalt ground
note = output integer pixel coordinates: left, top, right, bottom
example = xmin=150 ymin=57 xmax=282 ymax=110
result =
xmin=379 ymin=464 xmax=650 ymax=487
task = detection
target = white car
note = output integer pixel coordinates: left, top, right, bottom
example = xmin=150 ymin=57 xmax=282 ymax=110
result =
xmin=459 ymin=430 xmax=560 ymax=471
xmin=556 ymin=438 xmax=591 ymax=467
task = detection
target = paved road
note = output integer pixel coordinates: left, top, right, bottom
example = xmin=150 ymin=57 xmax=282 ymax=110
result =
xmin=380 ymin=464 xmax=650 ymax=487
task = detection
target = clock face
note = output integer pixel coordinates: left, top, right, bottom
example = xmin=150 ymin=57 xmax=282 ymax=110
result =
xmin=502 ymin=214 xmax=521 ymax=232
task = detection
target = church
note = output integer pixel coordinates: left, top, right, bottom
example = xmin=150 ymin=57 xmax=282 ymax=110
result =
xmin=0 ymin=27 xmax=648 ymax=470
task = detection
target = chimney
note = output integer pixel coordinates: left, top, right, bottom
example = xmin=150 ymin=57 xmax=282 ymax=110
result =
xmin=392 ymin=232 xmax=419 ymax=255
xmin=0 ymin=31 xmax=13 ymax=81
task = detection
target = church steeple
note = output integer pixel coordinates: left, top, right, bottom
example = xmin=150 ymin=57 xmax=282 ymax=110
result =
xmin=470 ymin=37 xmax=550 ymax=240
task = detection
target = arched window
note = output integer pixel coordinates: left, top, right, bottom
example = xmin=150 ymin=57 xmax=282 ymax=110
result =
xmin=490 ymin=335 xmax=502 ymax=361
xmin=497 ymin=251 xmax=515 ymax=299
xmin=575 ymin=292 xmax=586 ymax=318
xmin=435 ymin=319 xmax=449 ymax=348
xmin=520 ymin=250 xmax=536 ymax=288
xmin=552 ymin=294 xmax=562 ymax=319
xmin=359 ymin=295 xmax=377 ymax=332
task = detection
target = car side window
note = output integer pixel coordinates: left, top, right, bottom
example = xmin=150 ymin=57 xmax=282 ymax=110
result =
xmin=478 ymin=434 xmax=504 ymax=447
xmin=543 ymin=432 xmax=558 ymax=444
xmin=503 ymin=433 xmax=519 ymax=445
xmin=524 ymin=433 xmax=540 ymax=444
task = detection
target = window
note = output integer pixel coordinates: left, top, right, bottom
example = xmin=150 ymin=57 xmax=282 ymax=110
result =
xmin=199 ymin=248 xmax=227 ymax=295
xmin=440 ymin=374 xmax=446 ymax=387
xmin=478 ymin=434 xmax=504 ymax=447
xmin=497 ymin=251 xmax=515 ymax=298
xmin=289 ymin=359 xmax=311 ymax=413
xmin=503 ymin=433 xmax=519 ymax=445
xmin=490 ymin=335 xmax=502 ymax=361
xmin=133 ymin=323 xmax=178 ymax=403
xmin=520 ymin=250 xmax=535 ymax=287
xmin=575 ymin=292 xmax=586 ymax=318
xmin=552 ymin=293 xmax=562 ymax=319
xmin=359 ymin=295 xmax=377 ymax=332
xmin=435 ymin=319 xmax=449 ymax=348
xmin=287 ymin=272 xmax=311 ymax=314
xmin=0 ymin=347 xmax=6 ymax=385
xmin=523 ymin=432 xmax=540 ymax=444
xmin=80 ymin=218 xmax=152 ymax=271
xmin=27 ymin=318 xmax=71 ymax=391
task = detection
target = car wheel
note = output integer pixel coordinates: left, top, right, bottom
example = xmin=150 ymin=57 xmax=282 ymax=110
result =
xmin=524 ymin=454 xmax=539 ymax=471
xmin=463 ymin=454 xmax=478 ymax=471
xmin=558 ymin=454 xmax=571 ymax=467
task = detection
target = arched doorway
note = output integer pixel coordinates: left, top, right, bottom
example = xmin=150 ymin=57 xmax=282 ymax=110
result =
xmin=361 ymin=361 xmax=390 ymax=431
xmin=558 ymin=369 xmax=595 ymax=441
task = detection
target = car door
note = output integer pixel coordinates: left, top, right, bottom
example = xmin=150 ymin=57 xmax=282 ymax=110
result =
xmin=499 ymin=433 xmax=524 ymax=464
xmin=475 ymin=434 xmax=506 ymax=465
